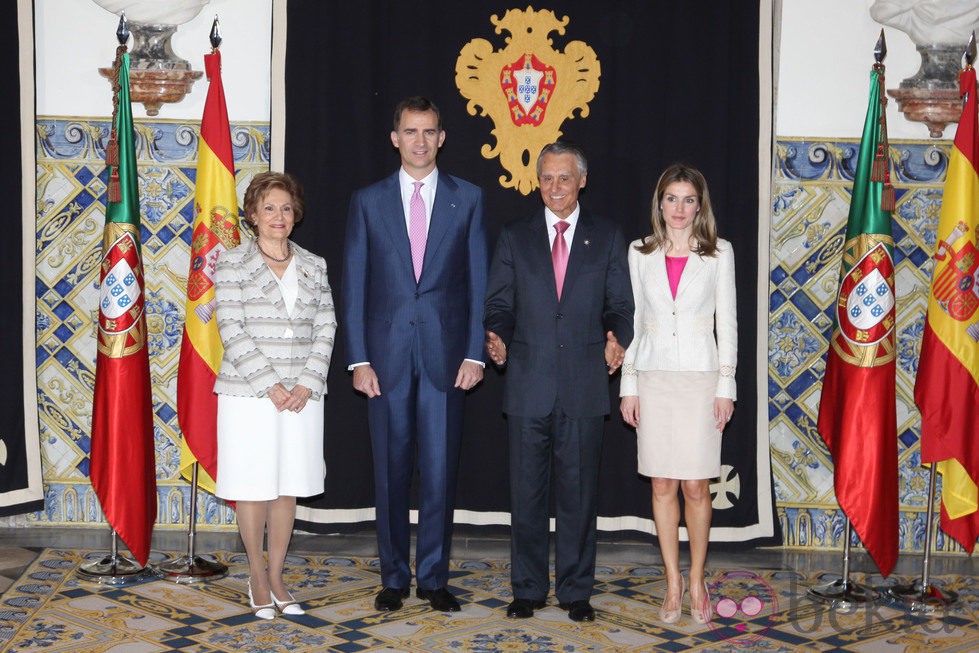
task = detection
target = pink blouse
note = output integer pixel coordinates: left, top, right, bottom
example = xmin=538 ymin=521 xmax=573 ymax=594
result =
xmin=665 ymin=255 xmax=688 ymax=299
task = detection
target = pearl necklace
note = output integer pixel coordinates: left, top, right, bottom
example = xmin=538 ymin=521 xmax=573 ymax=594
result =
xmin=258 ymin=240 xmax=292 ymax=263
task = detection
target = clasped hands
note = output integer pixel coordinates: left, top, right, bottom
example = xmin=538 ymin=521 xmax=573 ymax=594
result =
xmin=268 ymin=382 xmax=313 ymax=412
xmin=485 ymin=330 xmax=625 ymax=376
xmin=621 ymin=395 xmax=735 ymax=431
xmin=352 ymin=360 xmax=484 ymax=398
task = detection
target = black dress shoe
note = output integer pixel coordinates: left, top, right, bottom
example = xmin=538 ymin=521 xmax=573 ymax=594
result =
xmin=506 ymin=598 xmax=546 ymax=618
xmin=559 ymin=599 xmax=595 ymax=622
xmin=416 ymin=586 xmax=461 ymax=612
xmin=374 ymin=586 xmax=410 ymax=611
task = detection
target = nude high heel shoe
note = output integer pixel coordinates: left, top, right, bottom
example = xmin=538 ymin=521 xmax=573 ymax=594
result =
xmin=691 ymin=580 xmax=712 ymax=624
xmin=248 ymin=580 xmax=276 ymax=620
xmin=659 ymin=576 xmax=685 ymax=624
xmin=271 ymin=590 xmax=305 ymax=615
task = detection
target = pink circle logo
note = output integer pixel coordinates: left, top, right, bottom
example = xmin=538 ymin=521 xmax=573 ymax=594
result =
xmin=706 ymin=570 xmax=780 ymax=643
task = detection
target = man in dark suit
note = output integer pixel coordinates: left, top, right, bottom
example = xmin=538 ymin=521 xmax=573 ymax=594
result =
xmin=484 ymin=141 xmax=634 ymax=622
xmin=342 ymin=97 xmax=490 ymax=613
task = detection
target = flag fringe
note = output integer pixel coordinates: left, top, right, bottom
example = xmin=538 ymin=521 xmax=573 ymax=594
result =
xmin=105 ymin=44 xmax=127 ymax=200
xmin=871 ymin=63 xmax=893 ymax=212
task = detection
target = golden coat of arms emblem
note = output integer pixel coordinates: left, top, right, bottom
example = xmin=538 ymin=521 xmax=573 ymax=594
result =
xmin=455 ymin=7 xmax=600 ymax=195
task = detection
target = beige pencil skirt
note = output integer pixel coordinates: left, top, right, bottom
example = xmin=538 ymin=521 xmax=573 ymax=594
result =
xmin=636 ymin=370 xmax=721 ymax=480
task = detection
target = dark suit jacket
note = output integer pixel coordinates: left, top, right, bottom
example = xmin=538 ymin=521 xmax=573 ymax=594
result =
xmin=342 ymin=171 xmax=489 ymax=391
xmin=484 ymin=209 xmax=634 ymax=417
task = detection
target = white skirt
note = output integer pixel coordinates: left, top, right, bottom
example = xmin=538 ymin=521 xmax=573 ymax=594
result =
xmin=215 ymin=393 xmax=326 ymax=501
xmin=636 ymin=370 xmax=721 ymax=480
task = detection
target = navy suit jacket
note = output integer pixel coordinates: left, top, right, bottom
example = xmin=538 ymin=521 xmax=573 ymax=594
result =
xmin=342 ymin=171 xmax=489 ymax=392
xmin=484 ymin=209 xmax=634 ymax=417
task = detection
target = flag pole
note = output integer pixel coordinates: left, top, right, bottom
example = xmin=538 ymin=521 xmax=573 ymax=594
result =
xmin=808 ymin=29 xmax=896 ymax=608
xmin=886 ymin=465 xmax=959 ymax=612
xmin=151 ymin=17 xmax=230 ymax=584
xmin=77 ymin=12 xmax=154 ymax=588
xmin=153 ymin=463 xmax=228 ymax=582
xmin=806 ymin=517 xmax=879 ymax=607
xmin=885 ymin=32 xmax=978 ymax=614
xmin=77 ymin=529 xmax=149 ymax=585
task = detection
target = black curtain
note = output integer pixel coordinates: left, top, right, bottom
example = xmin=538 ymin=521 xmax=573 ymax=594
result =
xmin=285 ymin=0 xmax=772 ymax=542
xmin=1 ymin=2 xmax=40 ymax=517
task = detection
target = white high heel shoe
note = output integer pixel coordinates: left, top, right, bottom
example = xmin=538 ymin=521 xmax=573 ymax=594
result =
xmin=271 ymin=590 xmax=305 ymax=615
xmin=248 ymin=580 xmax=276 ymax=620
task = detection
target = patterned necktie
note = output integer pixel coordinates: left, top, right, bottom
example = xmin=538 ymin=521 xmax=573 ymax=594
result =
xmin=408 ymin=181 xmax=426 ymax=282
xmin=552 ymin=220 xmax=570 ymax=300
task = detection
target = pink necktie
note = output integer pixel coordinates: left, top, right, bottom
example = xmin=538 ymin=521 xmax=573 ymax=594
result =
xmin=552 ymin=220 xmax=570 ymax=300
xmin=409 ymin=181 xmax=426 ymax=281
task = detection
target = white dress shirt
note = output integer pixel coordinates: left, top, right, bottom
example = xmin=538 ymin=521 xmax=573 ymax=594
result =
xmin=399 ymin=167 xmax=438 ymax=234
xmin=544 ymin=203 xmax=581 ymax=252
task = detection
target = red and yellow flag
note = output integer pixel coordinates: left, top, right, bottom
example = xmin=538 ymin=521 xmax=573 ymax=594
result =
xmin=177 ymin=49 xmax=240 ymax=493
xmin=816 ymin=61 xmax=898 ymax=577
xmin=915 ymin=66 xmax=979 ymax=553
xmin=91 ymin=43 xmax=157 ymax=566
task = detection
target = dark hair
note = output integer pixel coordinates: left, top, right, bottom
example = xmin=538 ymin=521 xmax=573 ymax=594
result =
xmin=242 ymin=171 xmax=305 ymax=226
xmin=637 ymin=163 xmax=718 ymax=256
xmin=536 ymin=140 xmax=588 ymax=176
xmin=393 ymin=96 xmax=442 ymax=131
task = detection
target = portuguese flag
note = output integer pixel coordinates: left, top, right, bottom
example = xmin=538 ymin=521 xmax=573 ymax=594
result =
xmin=90 ymin=43 xmax=157 ymax=566
xmin=177 ymin=48 xmax=240 ymax=494
xmin=915 ymin=65 xmax=979 ymax=553
xmin=816 ymin=62 xmax=898 ymax=577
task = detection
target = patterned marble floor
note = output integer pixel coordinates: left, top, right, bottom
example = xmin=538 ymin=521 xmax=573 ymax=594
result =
xmin=1 ymin=544 xmax=977 ymax=652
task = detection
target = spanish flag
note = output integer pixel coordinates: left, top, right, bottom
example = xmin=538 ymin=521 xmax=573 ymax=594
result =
xmin=177 ymin=48 xmax=240 ymax=493
xmin=816 ymin=59 xmax=898 ymax=577
xmin=91 ymin=41 xmax=157 ymax=566
xmin=915 ymin=65 xmax=979 ymax=553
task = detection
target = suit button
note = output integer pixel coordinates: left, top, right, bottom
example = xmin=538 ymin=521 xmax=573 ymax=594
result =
xmin=559 ymin=344 xmax=565 ymax=349
xmin=410 ymin=321 xmax=415 ymax=326
xmin=415 ymin=293 xmax=420 ymax=299
xmin=556 ymin=313 xmax=563 ymax=319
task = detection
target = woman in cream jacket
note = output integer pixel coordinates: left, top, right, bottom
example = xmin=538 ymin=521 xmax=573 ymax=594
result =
xmin=620 ymin=164 xmax=736 ymax=625
xmin=214 ymin=172 xmax=336 ymax=619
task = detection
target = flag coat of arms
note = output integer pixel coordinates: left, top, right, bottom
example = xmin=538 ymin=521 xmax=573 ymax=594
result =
xmin=915 ymin=65 xmax=979 ymax=553
xmin=177 ymin=48 xmax=240 ymax=493
xmin=816 ymin=62 xmax=898 ymax=577
xmin=90 ymin=44 xmax=157 ymax=566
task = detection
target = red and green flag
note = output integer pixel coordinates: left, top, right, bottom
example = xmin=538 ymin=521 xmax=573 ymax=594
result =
xmin=816 ymin=60 xmax=898 ymax=577
xmin=915 ymin=65 xmax=979 ymax=553
xmin=90 ymin=42 xmax=157 ymax=566
xmin=177 ymin=48 xmax=240 ymax=493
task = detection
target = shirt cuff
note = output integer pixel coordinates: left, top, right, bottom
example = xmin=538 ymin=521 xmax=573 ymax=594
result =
xmin=464 ymin=358 xmax=486 ymax=368
xmin=347 ymin=361 xmax=370 ymax=371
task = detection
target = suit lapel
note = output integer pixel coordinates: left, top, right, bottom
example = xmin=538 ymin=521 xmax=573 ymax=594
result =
xmin=420 ymin=174 xmax=457 ymax=283
xmin=292 ymin=246 xmax=318 ymax=314
xmin=674 ymin=250 xmax=706 ymax=301
xmin=378 ymin=173 xmax=415 ymax=277
xmin=559 ymin=209 xmax=593 ymax=303
xmin=525 ymin=211 xmax=558 ymax=299
xmin=644 ymin=248 xmax=671 ymax=302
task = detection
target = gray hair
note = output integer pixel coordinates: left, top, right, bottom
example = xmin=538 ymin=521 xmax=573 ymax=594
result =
xmin=536 ymin=141 xmax=588 ymax=176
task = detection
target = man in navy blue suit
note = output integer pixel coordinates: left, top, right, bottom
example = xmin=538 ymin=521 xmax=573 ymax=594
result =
xmin=485 ymin=141 xmax=634 ymax=622
xmin=342 ymin=97 xmax=490 ymax=613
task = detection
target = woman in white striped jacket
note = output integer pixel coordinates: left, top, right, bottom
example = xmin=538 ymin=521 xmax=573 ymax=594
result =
xmin=214 ymin=172 xmax=336 ymax=619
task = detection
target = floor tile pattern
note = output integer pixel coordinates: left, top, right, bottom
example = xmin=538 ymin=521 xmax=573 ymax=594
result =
xmin=1 ymin=549 xmax=977 ymax=652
